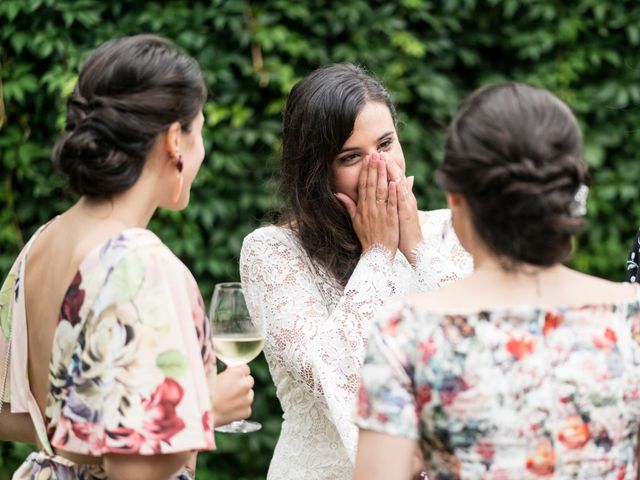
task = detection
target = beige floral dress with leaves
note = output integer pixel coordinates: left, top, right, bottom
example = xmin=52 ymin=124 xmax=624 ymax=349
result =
xmin=0 ymin=227 xmax=216 ymax=479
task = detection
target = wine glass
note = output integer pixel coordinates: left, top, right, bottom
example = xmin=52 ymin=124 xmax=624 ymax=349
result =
xmin=209 ymin=282 xmax=263 ymax=433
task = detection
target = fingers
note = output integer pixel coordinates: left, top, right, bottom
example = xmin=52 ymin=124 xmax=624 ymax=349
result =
xmin=335 ymin=192 xmax=357 ymax=219
xmin=387 ymin=181 xmax=398 ymax=222
xmin=382 ymin=152 xmax=403 ymax=182
xmin=366 ymin=153 xmax=379 ymax=203
xmin=224 ymin=364 xmax=250 ymax=376
xmin=358 ymin=155 xmax=370 ymax=202
xmin=397 ymin=174 xmax=409 ymax=213
xmin=375 ymin=153 xmax=388 ymax=204
xmin=243 ymin=380 xmax=255 ymax=419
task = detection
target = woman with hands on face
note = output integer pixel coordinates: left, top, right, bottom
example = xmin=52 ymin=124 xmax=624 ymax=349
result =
xmin=240 ymin=63 xmax=472 ymax=479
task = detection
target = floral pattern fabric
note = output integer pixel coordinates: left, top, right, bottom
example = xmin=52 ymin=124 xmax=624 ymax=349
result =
xmin=626 ymin=228 xmax=640 ymax=282
xmin=356 ymin=299 xmax=640 ymax=479
xmin=0 ymin=227 xmax=216 ymax=479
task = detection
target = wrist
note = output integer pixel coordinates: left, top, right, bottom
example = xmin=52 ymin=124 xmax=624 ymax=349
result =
xmin=402 ymin=236 xmax=425 ymax=267
xmin=362 ymin=243 xmax=396 ymax=263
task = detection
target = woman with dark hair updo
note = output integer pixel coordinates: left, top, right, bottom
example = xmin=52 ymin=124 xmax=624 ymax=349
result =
xmin=239 ymin=63 xmax=472 ymax=478
xmin=0 ymin=34 xmax=254 ymax=479
xmin=354 ymin=83 xmax=640 ymax=479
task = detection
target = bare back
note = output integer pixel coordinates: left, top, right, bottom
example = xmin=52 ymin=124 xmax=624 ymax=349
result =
xmin=24 ymin=211 xmax=132 ymax=461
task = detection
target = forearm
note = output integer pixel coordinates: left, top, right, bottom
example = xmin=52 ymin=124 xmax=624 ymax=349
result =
xmin=104 ymin=451 xmax=191 ymax=480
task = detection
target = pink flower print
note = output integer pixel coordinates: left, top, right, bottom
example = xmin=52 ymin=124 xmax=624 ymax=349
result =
xmin=476 ymin=440 xmax=495 ymax=468
xmin=557 ymin=414 xmax=590 ymax=449
xmin=202 ymin=410 xmax=214 ymax=449
xmin=383 ymin=313 xmax=401 ymax=336
xmin=141 ymin=378 xmax=185 ymax=448
xmin=593 ymin=327 xmax=618 ymax=351
xmin=109 ymin=377 xmax=187 ymax=453
xmin=525 ymin=439 xmax=555 ymax=476
xmin=418 ymin=339 xmax=436 ymax=363
xmin=542 ymin=312 xmax=561 ymax=336
xmin=357 ymin=386 xmax=371 ymax=419
xmin=506 ymin=334 xmax=535 ymax=360
xmin=375 ymin=412 xmax=388 ymax=423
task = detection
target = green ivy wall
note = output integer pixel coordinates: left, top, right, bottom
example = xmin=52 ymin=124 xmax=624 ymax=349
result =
xmin=1 ymin=0 xmax=639 ymax=478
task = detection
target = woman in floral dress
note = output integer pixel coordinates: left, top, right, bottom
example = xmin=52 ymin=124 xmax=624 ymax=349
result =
xmin=354 ymin=83 xmax=640 ymax=479
xmin=0 ymin=34 xmax=253 ymax=479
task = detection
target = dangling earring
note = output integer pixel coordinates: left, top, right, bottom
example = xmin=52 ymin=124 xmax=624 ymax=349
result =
xmin=171 ymin=153 xmax=184 ymax=203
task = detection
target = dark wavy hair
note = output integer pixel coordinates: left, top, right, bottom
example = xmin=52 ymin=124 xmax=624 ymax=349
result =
xmin=280 ymin=63 xmax=397 ymax=285
xmin=437 ymin=83 xmax=590 ymax=267
xmin=52 ymin=34 xmax=207 ymax=198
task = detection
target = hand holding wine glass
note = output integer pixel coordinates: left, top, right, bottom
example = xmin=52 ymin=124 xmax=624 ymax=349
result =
xmin=210 ymin=282 xmax=263 ymax=433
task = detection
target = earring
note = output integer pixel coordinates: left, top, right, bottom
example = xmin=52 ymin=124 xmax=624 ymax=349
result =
xmin=172 ymin=153 xmax=184 ymax=203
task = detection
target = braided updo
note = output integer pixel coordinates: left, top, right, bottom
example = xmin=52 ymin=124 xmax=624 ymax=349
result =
xmin=52 ymin=34 xmax=206 ymax=198
xmin=437 ymin=83 xmax=590 ymax=267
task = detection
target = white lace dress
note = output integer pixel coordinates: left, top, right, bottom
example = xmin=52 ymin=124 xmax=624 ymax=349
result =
xmin=239 ymin=209 xmax=472 ymax=479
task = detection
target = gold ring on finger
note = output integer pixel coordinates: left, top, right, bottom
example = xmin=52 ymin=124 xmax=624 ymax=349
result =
xmin=376 ymin=198 xmax=386 ymax=204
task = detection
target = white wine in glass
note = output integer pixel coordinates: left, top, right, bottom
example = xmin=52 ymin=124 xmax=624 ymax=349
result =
xmin=210 ymin=282 xmax=263 ymax=433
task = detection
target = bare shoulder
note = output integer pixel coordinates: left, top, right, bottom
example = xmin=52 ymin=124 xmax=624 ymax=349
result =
xmin=563 ymin=269 xmax=636 ymax=303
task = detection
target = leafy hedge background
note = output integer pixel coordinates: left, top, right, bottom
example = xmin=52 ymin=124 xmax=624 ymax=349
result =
xmin=1 ymin=0 xmax=639 ymax=478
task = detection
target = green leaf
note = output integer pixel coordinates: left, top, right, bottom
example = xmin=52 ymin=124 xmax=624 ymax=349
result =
xmin=110 ymin=253 xmax=145 ymax=303
xmin=0 ymin=274 xmax=16 ymax=338
xmin=156 ymin=349 xmax=188 ymax=379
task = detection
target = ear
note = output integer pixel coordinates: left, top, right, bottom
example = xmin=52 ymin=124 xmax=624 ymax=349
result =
xmin=165 ymin=122 xmax=182 ymax=163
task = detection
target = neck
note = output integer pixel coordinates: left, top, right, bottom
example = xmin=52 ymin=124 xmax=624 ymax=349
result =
xmin=75 ymin=187 xmax=157 ymax=229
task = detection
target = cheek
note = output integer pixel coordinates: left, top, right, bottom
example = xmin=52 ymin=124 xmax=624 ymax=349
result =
xmin=332 ymin=165 xmax=361 ymax=199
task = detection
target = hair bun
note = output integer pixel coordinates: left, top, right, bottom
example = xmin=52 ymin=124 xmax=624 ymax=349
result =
xmin=438 ymin=83 xmax=590 ymax=266
xmin=51 ymin=34 xmax=206 ymax=198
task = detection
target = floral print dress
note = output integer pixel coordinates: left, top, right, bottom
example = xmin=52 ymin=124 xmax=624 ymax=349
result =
xmin=356 ymin=298 xmax=640 ymax=479
xmin=0 ymin=226 xmax=216 ymax=479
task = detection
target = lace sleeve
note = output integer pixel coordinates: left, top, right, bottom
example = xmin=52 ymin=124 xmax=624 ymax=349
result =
xmin=412 ymin=209 xmax=473 ymax=292
xmin=240 ymin=227 xmax=395 ymax=461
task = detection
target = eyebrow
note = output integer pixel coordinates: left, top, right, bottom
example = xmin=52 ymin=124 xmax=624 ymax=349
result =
xmin=338 ymin=131 xmax=395 ymax=154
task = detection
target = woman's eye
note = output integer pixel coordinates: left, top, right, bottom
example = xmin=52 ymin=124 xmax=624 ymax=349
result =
xmin=340 ymin=153 xmax=360 ymax=164
xmin=378 ymin=139 xmax=392 ymax=151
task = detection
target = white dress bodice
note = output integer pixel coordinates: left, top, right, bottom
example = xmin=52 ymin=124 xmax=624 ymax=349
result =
xmin=239 ymin=209 xmax=472 ymax=479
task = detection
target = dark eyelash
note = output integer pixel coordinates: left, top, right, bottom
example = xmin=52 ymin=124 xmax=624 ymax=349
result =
xmin=340 ymin=153 xmax=360 ymax=163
